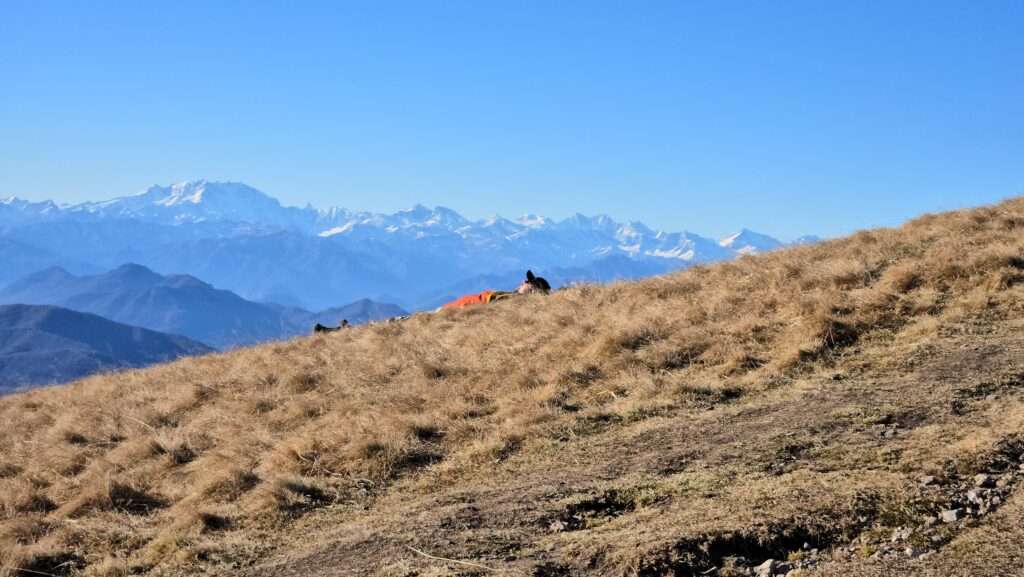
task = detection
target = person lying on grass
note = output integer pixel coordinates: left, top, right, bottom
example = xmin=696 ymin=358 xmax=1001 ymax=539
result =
xmin=314 ymin=271 xmax=551 ymax=333
xmin=313 ymin=319 xmax=349 ymax=333
xmin=440 ymin=270 xmax=551 ymax=311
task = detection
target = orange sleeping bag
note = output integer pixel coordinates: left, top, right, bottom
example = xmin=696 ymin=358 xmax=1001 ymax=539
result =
xmin=441 ymin=290 xmax=511 ymax=310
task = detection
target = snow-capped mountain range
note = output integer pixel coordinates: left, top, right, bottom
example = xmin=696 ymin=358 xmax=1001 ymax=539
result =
xmin=0 ymin=181 xmax=815 ymax=310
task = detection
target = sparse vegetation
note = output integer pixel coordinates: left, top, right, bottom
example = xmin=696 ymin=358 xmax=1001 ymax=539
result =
xmin=1 ymin=198 xmax=1024 ymax=576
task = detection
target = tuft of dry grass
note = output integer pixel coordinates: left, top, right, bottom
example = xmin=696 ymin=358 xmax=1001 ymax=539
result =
xmin=0 ymin=197 xmax=1022 ymax=576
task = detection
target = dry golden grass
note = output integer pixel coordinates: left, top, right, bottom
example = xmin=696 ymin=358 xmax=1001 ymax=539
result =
xmin=1 ymin=198 xmax=1023 ymax=576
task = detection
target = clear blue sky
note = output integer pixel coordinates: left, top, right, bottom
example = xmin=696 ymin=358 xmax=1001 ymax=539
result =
xmin=1 ymin=1 xmax=1021 ymax=239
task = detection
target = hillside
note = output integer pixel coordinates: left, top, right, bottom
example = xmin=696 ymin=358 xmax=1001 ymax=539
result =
xmin=0 ymin=199 xmax=1023 ymax=577
xmin=0 ymin=265 xmax=407 ymax=350
xmin=0 ymin=305 xmax=212 ymax=393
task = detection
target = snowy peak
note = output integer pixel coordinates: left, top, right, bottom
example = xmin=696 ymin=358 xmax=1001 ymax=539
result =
xmin=719 ymin=228 xmax=784 ymax=255
xmin=70 ymin=180 xmax=304 ymax=227
xmin=135 ymin=180 xmax=283 ymax=213
xmin=0 ymin=197 xmax=61 ymax=220
xmin=516 ymin=214 xmax=550 ymax=228
xmin=393 ymin=204 xmax=468 ymax=228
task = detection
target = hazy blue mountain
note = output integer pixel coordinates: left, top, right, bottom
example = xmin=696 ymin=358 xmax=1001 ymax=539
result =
xmin=0 ymin=265 xmax=407 ymax=349
xmin=281 ymin=299 xmax=409 ymax=328
xmin=0 ymin=180 xmax=803 ymax=309
xmin=0 ymin=238 xmax=99 ymax=288
xmin=0 ymin=304 xmax=212 ymax=393
xmin=135 ymin=232 xmax=408 ymax=308
xmin=792 ymin=235 xmax=824 ymax=245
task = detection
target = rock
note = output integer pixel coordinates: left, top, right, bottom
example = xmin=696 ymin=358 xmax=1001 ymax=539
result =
xmin=754 ymin=559 xmax=791 ymax=577
xmin=966 ymin=489 xmax=986 ymax=504
xmin=891 ymin=527 xmax=913 ymax=542
xmin=974 ymin=473 xmax=995 ymax=488
xmin=941 ymin=508 xmax=963 ymax=523
xmin=919 ymin=475 xmax=938 ymax=486
xmin=923 ymin=515 xmax=938 ymax=527
xmin=906 ymin=547 xmax=933 ymax=559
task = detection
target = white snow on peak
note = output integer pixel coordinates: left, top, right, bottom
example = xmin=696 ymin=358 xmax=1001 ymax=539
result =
xmin=719 ymin=228 xmax=784 ymax=254
xmin=719 ymin=231 xmax=745 ymax=247
xmin=318 ymin=223 xmax=356 ymax=237
xmin=516 ymin=214 xmax=549 ymax=228
xmin=646 ymin=248 xmax=697 ymax=261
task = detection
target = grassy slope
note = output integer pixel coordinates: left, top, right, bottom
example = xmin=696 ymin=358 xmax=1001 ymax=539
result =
xmin=2 ymin=199 xmax=1024 ymax=577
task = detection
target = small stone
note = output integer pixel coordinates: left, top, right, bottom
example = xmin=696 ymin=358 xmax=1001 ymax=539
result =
xmin=919 ymin=475 xmax=937 ymax=486
xmin=891 ymin=527 xmax=913 ymax=542
xmin=923 ymin=515 xmax=938 ymax=527
xmin=754 ymin=559 xmax=776 ymax=577
xmin=754 ymin=559 xmax=791 ymax=577
xmin=986 ymin=393 xmax=998 ymax=401
xmin=992 ymin=495 xmax=1002 ymax=506
xmin=905 ymin=547 xmax=929 ymax=559
xmin=975 ymin=473 xmax=995 ymax=488
xmin=941 ymin=508 xmax=963 ymax=523
xmin=966 ymin=489 xmax=986 ymax=504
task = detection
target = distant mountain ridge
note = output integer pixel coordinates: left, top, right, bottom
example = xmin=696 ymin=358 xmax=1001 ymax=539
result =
xmin=0 ymin=264 xmax=407 ymax=349
xmin=0 ymin=181 xmax=816 ymax=309
xmin=0 ymin=304 xmax=212 ymax=393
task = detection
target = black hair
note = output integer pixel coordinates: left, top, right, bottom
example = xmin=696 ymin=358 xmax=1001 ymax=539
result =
xmin=525 ymin=270 xmax=551 ymax=293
